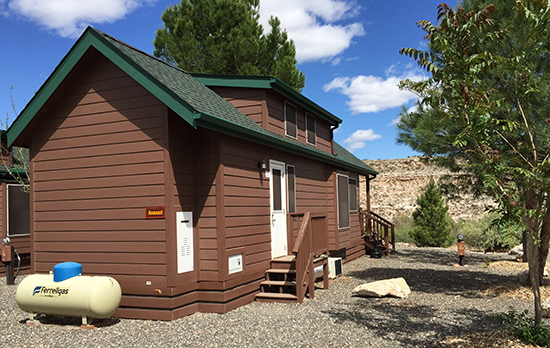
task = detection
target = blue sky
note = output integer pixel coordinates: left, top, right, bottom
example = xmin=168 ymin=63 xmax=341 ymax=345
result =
xmin=0 ymin=0 xmax=456 ymax=160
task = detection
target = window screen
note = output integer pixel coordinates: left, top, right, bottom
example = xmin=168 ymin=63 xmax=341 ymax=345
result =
xmin=349 ymin=178 xmax=358 ymax=211
xmin=287 ymin=165 xmax=296 ymax=213
xmin=306 ymin=114 xmax=316 ymax=145
xmin=337 ymin=174 xmax=350 ymax=229
xmin=272 ymin=168 xmax=282 ymax=211
xmin=285 ymin=103 xmax=297 ymax=138
xmin=8 ymin=185 xmax=30 ymax=236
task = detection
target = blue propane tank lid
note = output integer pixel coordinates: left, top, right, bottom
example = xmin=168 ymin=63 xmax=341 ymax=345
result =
xmin=53 ymin=262 xmax=82 ymax=282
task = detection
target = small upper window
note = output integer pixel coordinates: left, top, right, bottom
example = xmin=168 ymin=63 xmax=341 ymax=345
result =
xmin=306 ymin=114 xmax=316 ymax=146
xmin=285 ymin=102 xmax=297 ymax=139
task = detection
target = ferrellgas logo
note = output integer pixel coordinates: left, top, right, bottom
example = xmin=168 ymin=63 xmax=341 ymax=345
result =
xmin=32 ymin=286 xmax=70 ymax=297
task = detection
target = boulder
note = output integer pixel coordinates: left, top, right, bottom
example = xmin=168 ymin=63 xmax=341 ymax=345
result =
xmin=543 ymin=298 xmax=550 ymax=318
xmin=352 ymin=277 xmax=411 ymax=299
xmin=509 ymin=245 xmax=523 ymax=255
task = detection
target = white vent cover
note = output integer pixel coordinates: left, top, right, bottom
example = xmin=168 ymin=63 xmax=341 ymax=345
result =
xmin=177 ymin=212 xmax=194 ymax=274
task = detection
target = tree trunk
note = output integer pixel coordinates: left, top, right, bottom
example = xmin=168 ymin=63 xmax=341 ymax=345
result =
xmin=537 ymin=214 xmax=550 ymax=283
xmin=526 ymin=231 xmax=543 ymax=325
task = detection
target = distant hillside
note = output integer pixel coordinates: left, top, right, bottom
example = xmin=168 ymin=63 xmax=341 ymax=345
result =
xmin=360 ymin=157 xmax=494 ymax=222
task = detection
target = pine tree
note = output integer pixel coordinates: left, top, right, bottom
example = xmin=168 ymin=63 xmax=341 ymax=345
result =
xmin=153 ymin=0 xmax=305 ymax=91
xmin=410 ymin=179 xmax=453 ymax=247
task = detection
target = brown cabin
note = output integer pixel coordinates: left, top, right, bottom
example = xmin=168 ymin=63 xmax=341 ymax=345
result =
xmin=7 ymin=27 xmax=391 ymax=320
xmin=0 ymin=133 xmax=31 ymax=271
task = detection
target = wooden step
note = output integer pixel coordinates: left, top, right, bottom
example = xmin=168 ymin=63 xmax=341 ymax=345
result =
xmin=266 ymin=269 xmax=296 ymax=274
xmin=260 ymin=280 xmax=296 ymax=287
xmin=255 ymin=292 xmax=298 ymax=303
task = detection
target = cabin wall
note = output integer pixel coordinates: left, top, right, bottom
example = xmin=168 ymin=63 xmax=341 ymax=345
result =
xmin=265 ymin=90 xmax=332 ymax=154
xmin=29 ymin=50 xmax=169 ymax=298
xmin=220 ymin=135 xmax=333 ymax=274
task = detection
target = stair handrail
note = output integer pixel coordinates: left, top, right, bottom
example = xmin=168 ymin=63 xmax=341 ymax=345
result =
xmin=360 ymin=208 xmax=396 ymax=255
xmin=292 ymin=212 xmax=314 ymax=303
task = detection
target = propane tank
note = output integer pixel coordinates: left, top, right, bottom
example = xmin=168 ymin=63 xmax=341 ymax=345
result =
xmin=16 ymin=262 xmax=121 ymax=324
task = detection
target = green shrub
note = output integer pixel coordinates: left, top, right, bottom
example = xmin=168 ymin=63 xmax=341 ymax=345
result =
xmin=497 ymin=309 xmax=550 ymax=347
xmin=409 ymin=179 xmax=453 ymax=247
xmin=392 ymin=214 xmax=415 ymax=243
xmin=456 ymin=213 xmax=522 ymax=251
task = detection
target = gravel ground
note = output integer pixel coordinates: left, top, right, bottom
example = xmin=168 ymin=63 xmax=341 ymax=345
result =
xmin=0 ymin=244 xmax=542 ymax=348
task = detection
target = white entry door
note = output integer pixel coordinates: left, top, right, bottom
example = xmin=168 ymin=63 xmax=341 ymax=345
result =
xmin=269 ymin=160 xmax=287 ymax=258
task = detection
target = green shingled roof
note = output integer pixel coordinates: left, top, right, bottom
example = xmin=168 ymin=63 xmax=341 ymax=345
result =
xmin=7 ymin=27 xmax=377 ymax=177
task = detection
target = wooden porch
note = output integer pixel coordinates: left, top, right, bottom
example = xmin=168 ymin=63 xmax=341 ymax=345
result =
xmin=360 ymin=208 xmax=396 ymax=256
xmin=256 ymin=209 xmax=395 ymax=303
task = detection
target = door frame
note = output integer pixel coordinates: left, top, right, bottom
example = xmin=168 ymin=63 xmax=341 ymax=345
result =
xmin=269 ymin=160 xmax=288 ymax=258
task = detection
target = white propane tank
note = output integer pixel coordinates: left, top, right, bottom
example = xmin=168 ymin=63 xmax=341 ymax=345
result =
xmin=16 ymin=262 xmax=121 ymax=322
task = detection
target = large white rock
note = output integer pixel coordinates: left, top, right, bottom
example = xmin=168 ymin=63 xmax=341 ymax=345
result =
xmin=352 ymin=277 xmax=411 ymax=299
xmin=509 ymin=244 xmax=523 ymax=255
xmin=543 ymin=298 xmax=550 ymax=318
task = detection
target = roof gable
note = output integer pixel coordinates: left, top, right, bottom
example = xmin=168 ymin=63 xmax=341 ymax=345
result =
xmin=7 ymin=27 xmax=377 ymax=176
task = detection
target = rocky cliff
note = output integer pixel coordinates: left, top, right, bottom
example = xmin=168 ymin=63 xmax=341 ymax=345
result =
xmin=360 ymin=157 xmax=495 ymax=222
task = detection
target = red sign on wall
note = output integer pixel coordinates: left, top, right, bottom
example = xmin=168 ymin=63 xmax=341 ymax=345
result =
xmin=145 ymin=207 xmax=165 ymax=219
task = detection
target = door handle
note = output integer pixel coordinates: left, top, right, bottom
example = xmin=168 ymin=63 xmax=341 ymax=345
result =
xmin=271 ymin=213 xmax=275 ymax=226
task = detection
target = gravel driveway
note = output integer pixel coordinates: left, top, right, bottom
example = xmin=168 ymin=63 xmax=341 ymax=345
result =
xmin=0 ymin=245 xmax=535 ymax=347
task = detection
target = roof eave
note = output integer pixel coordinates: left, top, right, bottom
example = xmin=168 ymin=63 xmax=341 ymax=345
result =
xmin=193 ymin=74 xmax=342 ymax=127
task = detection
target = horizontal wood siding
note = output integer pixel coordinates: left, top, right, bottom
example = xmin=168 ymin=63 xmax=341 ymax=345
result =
xmin=265 ymin=90 xmax=333 ymax=154
xmin=211 ymin=87 xmax=264 ymax=126
xmin=196 ymin=129 xmax=220 ymax=281
xmin=30 ymin=50 xmax=168 ymax=294
xmin=222 ymin=135 xmax=332 ymax=277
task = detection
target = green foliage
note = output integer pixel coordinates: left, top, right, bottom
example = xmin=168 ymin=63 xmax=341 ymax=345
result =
xmin=456 ymin=213 xmax=522 ymax=251
xmin=410 ymin=179 xmax=453 ymax=247
xmin=392 ymin=214 xmax=415 ymax=244
xmin=497 ymin=309 xmax=550 ymax=347
xmin=398 ymin=0 xmax=550 ymax=323
xmin=153 ymin=0 xmax=305 ymax=91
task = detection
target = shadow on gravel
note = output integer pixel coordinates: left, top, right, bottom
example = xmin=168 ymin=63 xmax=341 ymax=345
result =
xmin=386 ymin=247 xmax=515 ymax=268
xmin=322 ymin=300 xmax=503 ymax=347
xmin=347 ymin=267 xmax=516 ymax=297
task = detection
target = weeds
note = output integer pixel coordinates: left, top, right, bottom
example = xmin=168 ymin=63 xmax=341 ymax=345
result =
xmin=497 ymin=309 xmax=550 ymax=347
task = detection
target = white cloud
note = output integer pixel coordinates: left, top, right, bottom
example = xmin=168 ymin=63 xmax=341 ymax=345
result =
xmin=323 ymin=68 xmax=426 ymax=114
xmin=343 ymin=129 xmax=381 ymax=152
xmin=7 ymin=0 xmax=157 ymax=38
xmin=388 ymin=103 xmax=418 ymax=126
xmin=258 ymin=0 xmax=364 ymax=63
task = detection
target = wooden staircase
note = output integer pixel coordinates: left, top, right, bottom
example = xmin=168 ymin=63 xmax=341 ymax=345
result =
xmin=256 ymin=255 xmax=298 ymax=303
xmin=255 ymin=254 xmax=329 ymax=303
xmin=256 ymin=212 xmax=329 ymax=304
xmin=360 ymin=209 xmax=396 ymax=256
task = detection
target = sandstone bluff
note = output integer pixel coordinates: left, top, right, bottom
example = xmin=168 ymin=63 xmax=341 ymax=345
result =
xmin=360 ymin=157 xmax=495 ymax=222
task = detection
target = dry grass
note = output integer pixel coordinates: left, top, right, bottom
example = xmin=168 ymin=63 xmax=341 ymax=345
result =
xmin=441 ymin=260 xmax=550 ymax=347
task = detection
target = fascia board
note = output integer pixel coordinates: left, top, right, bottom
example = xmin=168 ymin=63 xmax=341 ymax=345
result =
xmin=8 ymin=28 xmax=198 ymax=147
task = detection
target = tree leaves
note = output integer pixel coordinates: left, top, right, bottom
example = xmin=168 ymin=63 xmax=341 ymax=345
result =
xmin=153 ymin=0 xmax=305 ymax=91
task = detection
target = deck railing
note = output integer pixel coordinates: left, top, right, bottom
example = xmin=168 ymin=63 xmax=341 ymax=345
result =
xmin=360 ymin=208 xmax=395 ymax=256
xmin=290 ymin=212 xmax=328 ymax=303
